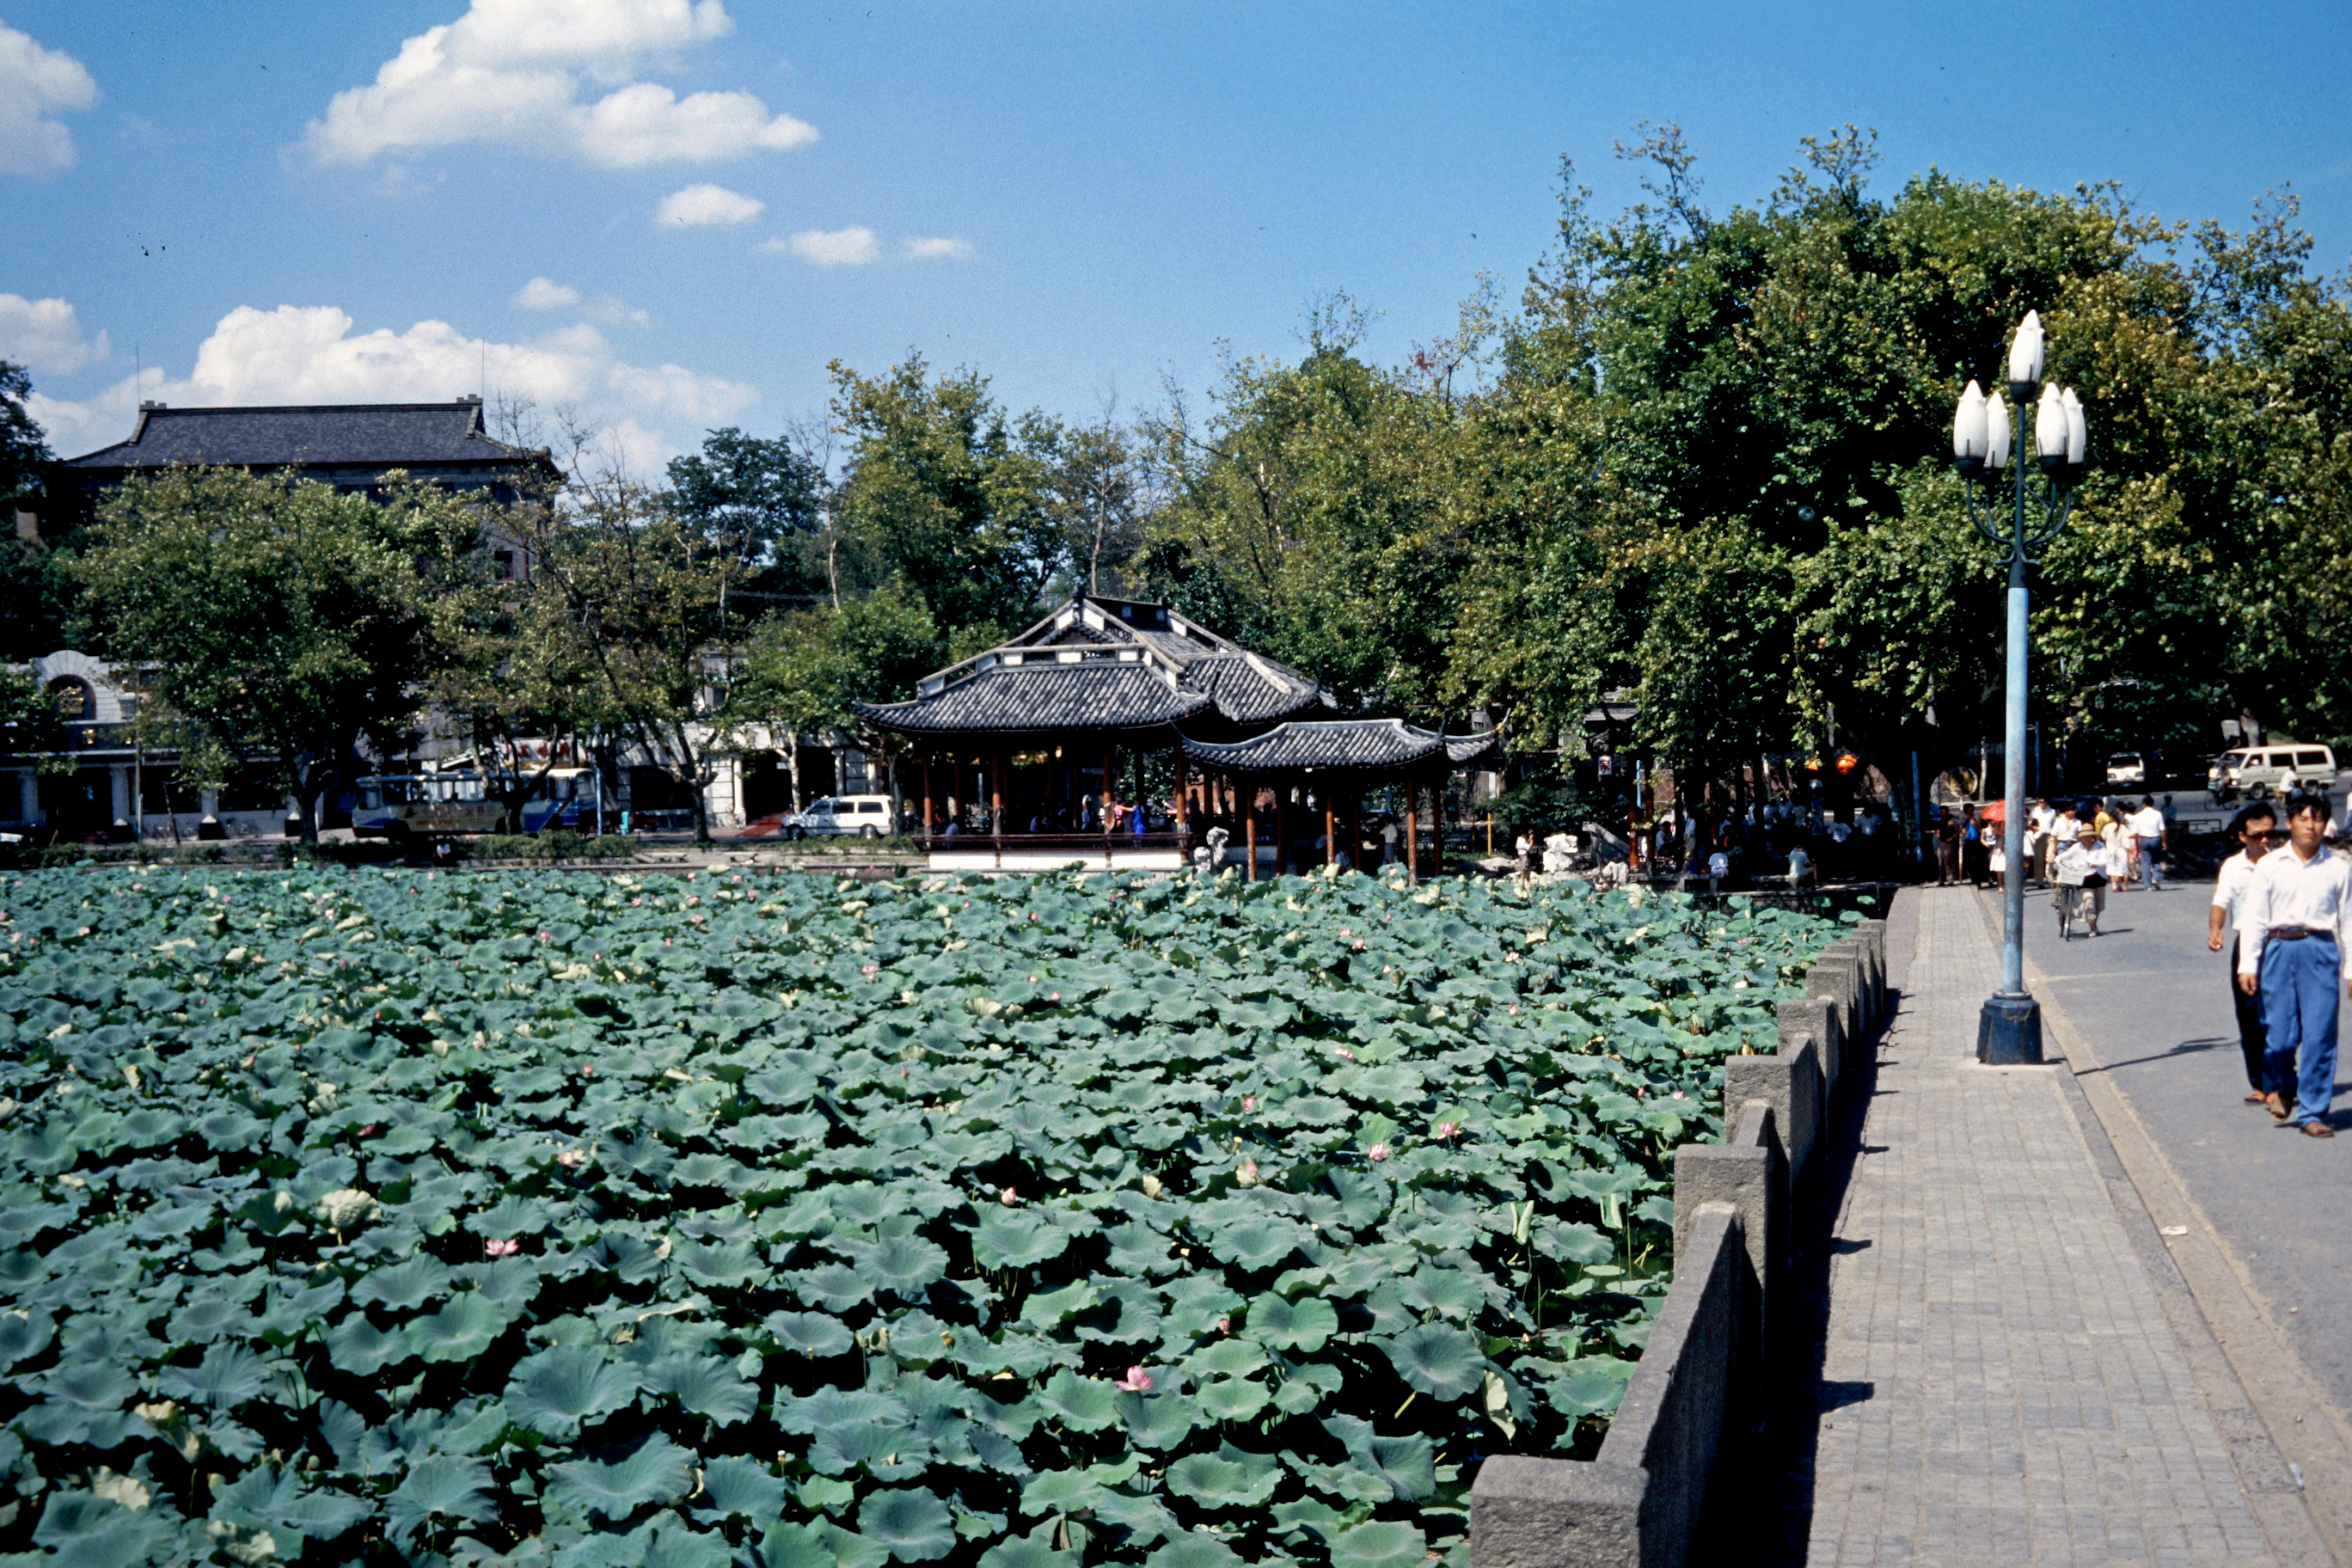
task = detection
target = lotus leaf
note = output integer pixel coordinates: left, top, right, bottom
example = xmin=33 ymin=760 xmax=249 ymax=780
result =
xmin=1247 ymin=1291 xmax=1338 ymax=1352
xmin=386 ymin=1455 xmax=497 ymax=1542
xmin=506 ymin=1345 xmax=643 ymax=1436
xmin=407 ymin=1292 xmax=507 ymax=1363
xmin=857 ymin=1487 xmax=957 ymax=1563
xmin=0 ymin=861 xmax=1843 ymax=1568
xmin=646 ymin=1351 xmax=757 ymax=1426
xmin=29 ymin=1490 xmax=168 ymax=1568
xmin=695 ymin=1455 xmax=787 ymax=1520
xmin=764 ymin=1309 xmax=854 ymax=1357
xmin=1326 ymin=1522 xmax=1425 ymax=1568
xmin=1378 ymin=1323 xmax=1486 ymax=1400
xmin=352 ymin=1255 xmax=452 ymax=1311
xmin=1033 ymin=1369 xmax=1120 ymax=1432
xmin=547 ymin=1433 xmax=696 ymax=1520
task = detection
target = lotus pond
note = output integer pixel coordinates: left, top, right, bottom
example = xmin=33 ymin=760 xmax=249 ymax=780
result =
xmin=0 ymin=866 xmax=1846 ymax=1567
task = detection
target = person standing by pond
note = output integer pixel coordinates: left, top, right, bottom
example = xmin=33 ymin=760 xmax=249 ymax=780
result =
xmin=2209 ymin=804 xmax=2279 ymax=1104
xmin=2237 ymin=790 xmax=2350 ymax=1138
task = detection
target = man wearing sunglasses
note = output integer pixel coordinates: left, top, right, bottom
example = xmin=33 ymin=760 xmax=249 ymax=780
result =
xmin=2209 ymin=804 xmax=2278 ymax=1104
xmin=2237 ymin=790 xmax=2349 ymax=1138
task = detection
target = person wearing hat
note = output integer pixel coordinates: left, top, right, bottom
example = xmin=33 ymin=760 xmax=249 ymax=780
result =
xmin=2051 ymin=822 xmax=2113 ymax=937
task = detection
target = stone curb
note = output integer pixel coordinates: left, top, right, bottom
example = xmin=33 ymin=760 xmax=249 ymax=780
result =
xmin=1470 ymin=917 xmax=1889 ymax=1568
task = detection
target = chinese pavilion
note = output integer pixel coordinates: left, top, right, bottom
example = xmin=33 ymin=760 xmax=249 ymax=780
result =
xmin=854 ymin=595 xmax=1497 ymax=876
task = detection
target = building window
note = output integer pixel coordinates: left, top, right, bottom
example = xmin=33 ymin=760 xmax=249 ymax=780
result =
xmin=495 ymin=550 xmax=516 ymax=581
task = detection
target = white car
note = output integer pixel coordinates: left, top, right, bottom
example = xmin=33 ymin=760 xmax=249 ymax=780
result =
xmin=2210 ymin=744 xmax=2337 ymax=800
xmin=781 ymin=794 xmax=898 ymax=839
xmin=2104 ymin=752 xmax=2147 ymax=787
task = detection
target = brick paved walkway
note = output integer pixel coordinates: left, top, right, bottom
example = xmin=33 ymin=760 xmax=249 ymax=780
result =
xmin=1806 ymin=888 xmax=2279 ymax=1565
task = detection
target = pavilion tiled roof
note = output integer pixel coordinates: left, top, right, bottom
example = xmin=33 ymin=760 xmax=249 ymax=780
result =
xmin=854 ymin=596 xmax=1327 ymax=737
xmin=60 ymin=399 xmax=554 ymax=475
xmin=1180 ymin=720 xmax=1501 ymax=775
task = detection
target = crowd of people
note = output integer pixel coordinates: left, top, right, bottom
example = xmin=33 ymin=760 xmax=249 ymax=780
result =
xmin=1926 ymin=795 xmax=2174 ymax=928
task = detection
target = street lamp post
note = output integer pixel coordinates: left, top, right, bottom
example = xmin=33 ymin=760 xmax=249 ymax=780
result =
xmin=1951 ymin=311 xmax=2088 ymax=1064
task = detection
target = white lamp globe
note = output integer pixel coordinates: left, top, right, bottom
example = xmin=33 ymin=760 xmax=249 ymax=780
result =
xmin=1985 ymin=389 xmax=2012 ymax=469
xmin=2035 ymin=384 xmax=2067 ymax=462
xmin=2061 ymin=387 xmax=2087 ymax=464
xmin=1953 ymin=381 xmax=1989 ymax=460
xmin=2006 ymin=310 xmax=2045 ymax=388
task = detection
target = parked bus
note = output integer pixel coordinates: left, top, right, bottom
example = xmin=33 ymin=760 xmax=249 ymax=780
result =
xmin=352 ymin=769 xmax=591 ymax=841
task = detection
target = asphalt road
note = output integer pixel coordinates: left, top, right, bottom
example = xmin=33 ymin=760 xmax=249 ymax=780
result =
xmin=2018 ymin=873 xmax=2352 ymax=1422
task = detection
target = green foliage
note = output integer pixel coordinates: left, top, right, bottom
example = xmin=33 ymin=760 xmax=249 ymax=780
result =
xmin=0 ymin=361 xmax=48 ymax=508
xmin=73 ymin=467 xmax=480 ymax=842
xmin=0 ymin=864 xmax=1839 ymax=1564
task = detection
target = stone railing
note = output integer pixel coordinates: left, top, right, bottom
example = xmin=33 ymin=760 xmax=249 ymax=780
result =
xmin=1471 ymin=919 xmax=1890 ymax=1568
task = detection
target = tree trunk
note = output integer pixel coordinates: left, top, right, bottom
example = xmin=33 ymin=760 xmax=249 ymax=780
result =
xmin=786 ymin=736 xmax=802 ymax=817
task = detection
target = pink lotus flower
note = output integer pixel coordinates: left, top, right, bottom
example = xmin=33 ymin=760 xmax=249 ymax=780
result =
xmin=1116 ymin=1367 xmax=1153 ymax=1393
xmin=1367 ymin=1143 xmax=1391 ymax=1162
xmin=1436 ymin=1121 xmax=1461 ymax=1140
xmin=1240 ymin=1095 xmax=1257 ymax=1113
xmin=861 ymin=963 xmax=880 ymax=977
xmin=1351 ymin=940 xmax=1366 ymax=951
xmin=1338 ymin=928 xmax=1352 ymax=940
xmin=1216 ymin=1315 xmax=1231 ymax=1334
xmin=484 ymin=1237 xmax=521 ymax=1259
xmin=1000 ymin=1187 xmax=1020 ymax=1205
xmin=556 ymin=1148 xmax=586 ymax=1168
xmin=1333 ymin=1047 xmax=1355 ymax=1062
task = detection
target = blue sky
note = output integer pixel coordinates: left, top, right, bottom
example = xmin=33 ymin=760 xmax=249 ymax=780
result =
xmin=3 ymin=0 xmax=2348 ymax=471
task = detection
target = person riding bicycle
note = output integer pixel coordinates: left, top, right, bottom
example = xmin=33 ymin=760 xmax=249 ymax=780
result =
xmin=2052 ymin=823 xmax=2113 ymax=939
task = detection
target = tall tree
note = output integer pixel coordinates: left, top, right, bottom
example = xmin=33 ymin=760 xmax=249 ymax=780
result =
xmin=76 ymin=467 xmax=475 ymax=841
xmin=733 ymin=584 xmax=940 ymax=813
xmin=829 ymin=356 xmax=1063 ymax=640
xmin=665 ymin=426 xmax=828 ymax=618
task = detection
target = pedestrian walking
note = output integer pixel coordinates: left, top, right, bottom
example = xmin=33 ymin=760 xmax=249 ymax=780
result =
xmin=2129 ymin=795 xmax=2169 ymax=891
xmin=1962 ymin=804 xmax=1990 ymax=888
xmin=1934 ymin=806 xmax=1961 ymax=886
xmin=2053 ymin=824 xmax=2110 ymax=937
xmin=2209 ymin=804 xmax=2279 ymax=1104
xmin=2236 ymin=789 xmax=2349 ymax=1138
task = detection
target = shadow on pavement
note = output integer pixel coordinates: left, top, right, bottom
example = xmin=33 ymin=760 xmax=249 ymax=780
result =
xmin=2071 ymin=1035 xmax=2230 ymax=1075
xmin=1686 ymin=988 xmax=1898 ymax=1566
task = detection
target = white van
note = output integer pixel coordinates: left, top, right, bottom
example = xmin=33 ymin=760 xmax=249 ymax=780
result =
xmin=782 ymin=794 xmax=898 ymax=839
xmin=2210 ymin=744 xmax=2337 ymax=799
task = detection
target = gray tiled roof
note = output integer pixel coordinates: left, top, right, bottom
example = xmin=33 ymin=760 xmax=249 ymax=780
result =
xmin=62 ymin=401 xmax=547 ymax=471
xmin=854 ymin=595 xmax=1326 ymax=737
xmin=856 ymin=665 xmax=1213 ymax=734
xmin=1181 ymin=720 xmax=1500 ymax=775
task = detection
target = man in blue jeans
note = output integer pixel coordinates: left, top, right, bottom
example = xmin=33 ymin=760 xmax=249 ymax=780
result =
xmin=2128 ymin=796 xmax=2169 ymax=890
xmin=2237 ymin=790 xmax=2350 ymax=1138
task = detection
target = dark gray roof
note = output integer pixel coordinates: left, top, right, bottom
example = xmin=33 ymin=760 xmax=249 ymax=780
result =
xmin=62 ymin=400 xmax=552 ymax=473
xmin=854 ymin=595 xmax=1326 ymax=737
xmin=856 ymin=665 xmax=1212 ymax=735
xmin=1181 ymin=720 xmax=1501 ymax=775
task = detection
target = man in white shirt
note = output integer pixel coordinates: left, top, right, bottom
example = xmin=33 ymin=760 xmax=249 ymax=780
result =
xmin=2208 ymin=804 xmax=2278 ymax=1103
xmin=2128 ymin=796 xmax=2169 ymax=890
xmin=2236 ymin=790 xmax=2349 ymax=1136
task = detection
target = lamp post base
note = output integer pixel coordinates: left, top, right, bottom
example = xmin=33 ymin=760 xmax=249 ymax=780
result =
xmin=1977 ymin=994 xmax=2044 ymax=1065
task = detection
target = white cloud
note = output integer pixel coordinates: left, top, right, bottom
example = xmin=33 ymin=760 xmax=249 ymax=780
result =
xmin=511 ymin=276 xmax=582 ymax=309
xmin=26 ymin=303 xmax=753 ymax=469
xmin=0 ymin=21 xmax=98 ymax=176
xmin=0 ymin=294 xmax=107 ymax=375
xmin=304 ymin=0 xmax=815 ymax=168
xmin=771 ymin=226 xmax=877 ymax=266
xmin=657 ymin=181 xmax=763 ymax=227
xmin=904 ymin=236 xmax=972 ymax=260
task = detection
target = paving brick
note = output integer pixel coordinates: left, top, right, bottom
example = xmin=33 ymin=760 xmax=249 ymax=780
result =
xmin=1804 ymin=890 xmax=2276 ymax=1565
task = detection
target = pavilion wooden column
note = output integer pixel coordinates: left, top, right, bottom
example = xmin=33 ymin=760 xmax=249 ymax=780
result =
xmin=1405 ymin=781 xmax=1419 ymax=884
xmin=1430 ymin=777 xmax=1444 ymax=878
xmin=1101 ymin=746 xmax=1113 ymax=840
xmin=922 ymin=754 xmax=934 ymax=843
xmin=1173 ymin=744 xmax=1189 ymax=845
xmin=1324 ymin=799 xmax=1335 ymax=870
xmin=1276 ymin=789 xmax=1288 ymax=878
xmin=989 ymin=748 xmax=1004 ymax=867
xmin=1245 ymin=791 xmax=1257 ymax=882
xmin=1346 ymin=790 xmax=1363 ymax=875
